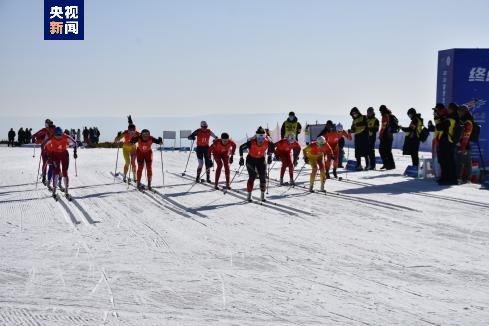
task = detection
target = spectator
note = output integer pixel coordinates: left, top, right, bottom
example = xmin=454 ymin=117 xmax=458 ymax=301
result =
xmin=401 ymin=108 xmax=423 ymax=167
xmin=281 ymin=111 xmax=302 ymax=139
xmin=8 ymin=128 xmax=15 ymax=147
xmin=18 ymin=127 xmax=25 ymax=144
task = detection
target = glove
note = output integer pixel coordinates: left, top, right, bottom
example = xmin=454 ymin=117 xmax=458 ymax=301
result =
xmin=347 ymin=129 xmax=353 ymax=134
xmin=74 ymin=152 xmax=78 ymax=159
xmin=331 ymin=156 xmax=335 ymax=161
xmin=229 ymin=156 xmax=234 ymax=164
xmin=158 ymin=137 xmax=163 ymax=143
xmin=293 ymin=158 xmax=298 ymax=167
xmin=239 ymin=157 xmax=244 ymax=166
xmin=208 ymin=160 xmax=214 ymax=168
xmin=274 ymin=155 xmax=280 ymax=162
xmin=304 ymin=156 xmax=309 ymax=164
xmin=267 ymin=155 xmax=273 ymax=165
xmin=188 ymin=135 xmax=195 ymax=141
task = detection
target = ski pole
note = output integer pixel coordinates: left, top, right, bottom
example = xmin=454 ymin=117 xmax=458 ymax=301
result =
xmin=75 ymin=158 xmax=78 ymax=177
xmin=32 ymin=145 xmax=36 ymax=158
xmin=35 ymin=154 xmax=42 ymax=189
xmin=229 ymin=166 xmax=244 ymax=185
xmin=280 ymin=163 xmax=306 ymax=195
xmin=182 ymin=139 xmax=194 ymax=176
xmin=114 ymin=143 xmax=121 ymax=183
xmin=127 ymin=162 xmax=132 ymax=190
xmin=345 ymin=145 xmax=350 ymax=181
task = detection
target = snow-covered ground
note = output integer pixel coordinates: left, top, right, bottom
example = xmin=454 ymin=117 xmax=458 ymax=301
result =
xmin=1 ymin=146 xmax=489 ymax=325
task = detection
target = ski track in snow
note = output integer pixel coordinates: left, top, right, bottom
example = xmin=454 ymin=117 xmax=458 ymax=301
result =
xmin=0 ymin=147 xmax=489 ymax=325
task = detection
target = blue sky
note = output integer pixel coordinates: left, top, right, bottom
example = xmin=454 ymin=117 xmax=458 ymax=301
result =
xmin=1 ymin=0 xmax=489 ymax=120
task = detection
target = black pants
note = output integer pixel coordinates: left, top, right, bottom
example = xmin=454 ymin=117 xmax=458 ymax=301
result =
xmin=438 ymin=142 xmax=456 ymax=184
xmin=379 ymin=136 xmax=395 ymax=169
xmin=367 ymin=135 xmax=376 ymax=169
xmin=8 ymin=138 xmax=14 ymax=147
xmin=196 ymin=146 xmax=212 ymax=176
xmin=354 ymin=133 xmax=369 ymax=168
xmin=246 ymin=156 xmax=267 ymax=192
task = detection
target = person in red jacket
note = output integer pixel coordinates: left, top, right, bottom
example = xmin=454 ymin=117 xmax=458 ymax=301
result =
xmin=208 ymin=133 xmax=237 ymax=190
xmin=32 ymin=119 xmax=56 ymax=185
xmin=324 ymin=123 xmax=352 ymax=178
xmin=131 ymin=129 xmax=163 ymax=191
xmin=456 ymin=105 xmax=474 ymax=183
xmin=44 ymin=127 xmax=77 ymax=197
xmin=273 ymin=135 xmax=301 ymax=185
xmin=239 ymin=127 xmax=275 ymax=202
xmin=188 ymin=121 xmax=217 ymax=183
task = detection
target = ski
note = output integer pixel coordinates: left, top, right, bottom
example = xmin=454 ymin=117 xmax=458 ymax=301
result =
xmin=171 ymin=171 xmax=309 ymax=216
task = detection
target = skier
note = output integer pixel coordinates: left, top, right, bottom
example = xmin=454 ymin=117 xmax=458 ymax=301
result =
xmin=366 ymin=107 xmax=379 ymax=170
xmin=273 ymin=134 xmax=301 ymax=185
xmin=114 ymin=115 xmax=139 ymax=182
xmin=325 ymin=123 xmax=352 ymax=178
xmin=239 ymin=127 xmax=275 ymax=202
xmin=349 ymin=107 xmax=369 ymax=171
xmin=130 ymin=129 xmax=163 ymax=191
xmin=455 ymin=105 xmax=473 ymax=184
xmin=44 ymin=127 xmax=78 ymax=198
xmin=32 ymin=119 xmax=57 ymax=185
xmin=281 ymin=111 xmax=302 ymax=139
xmin=8 ymin=128 xmax=15 ymax=147
xmin=187 ymin=121 xmax=217 ymax=183
xmin=208 ymin=133 xmax=237 ymax=190
xmin=378 ymin=105 xmax=398 ymax=170
xmin=303 ymin=136 xmax=330 ymax=192
xmin=401 ymin=108 xmax=423 ymax=167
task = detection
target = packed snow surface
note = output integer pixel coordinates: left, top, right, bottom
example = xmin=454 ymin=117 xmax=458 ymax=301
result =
xmin=1 ymin=146 xmax=488 ymax=325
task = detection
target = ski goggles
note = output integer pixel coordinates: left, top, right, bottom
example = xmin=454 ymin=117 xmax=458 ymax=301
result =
xmin=256 ymin=134 xmax=266 ymax=141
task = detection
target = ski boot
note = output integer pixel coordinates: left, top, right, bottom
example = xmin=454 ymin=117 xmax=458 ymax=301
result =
xmin=326 ymin=172 xmax=331 ymax=179
xmin=137 ymin=182 xmax=145 ymax=191
xmin=319 ymin=182 xmax=326 ymax=193
xmin=289 ymin=178 xmax=295 ymax=187
xmin=214 ymin=184 xmax=220 ymax=190
xmin=225 ymin=182 xmax=231 ymax=190
xmin=42 ymin=174 xmax=47 ymax=186
xmin=122 ymin=174 xmax=127 ymax=183
xmin=309 ymin=184 xmax=314 ymax=193
xmin=206 ymin=173 xmax=211 ymax=183
xmin=195 ymin=175 xmax=201 ymax=183
xmin=260 ymin=191 xmax=266 ymax=202
xmin=279 ymin=177 xmax=284 ymax=186
xmin=147 ymin=181 xmax=153 ymax=192
xmin=332 ymin=169 xmax=337 ymax=179
xmin=246 ymin=192 xmax=252 ymax=202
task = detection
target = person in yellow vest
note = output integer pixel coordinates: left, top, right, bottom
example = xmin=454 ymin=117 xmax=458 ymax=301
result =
xmin=281 ymin=111 xmax=302 ymax=139
xmin=348 ymin=107 xmax=369 ymax=171
xmin=436 ymin=103 xmax=459 ymax=185
xmin=302 ymin=136 xmax=332 ymax=192
xmin=366 ymin=107 xmax=380 ymax=170
xmin=114 ymin=115 xmax=139 ymax=183
xmin=401 ymin=108 xmax=423 ymax=167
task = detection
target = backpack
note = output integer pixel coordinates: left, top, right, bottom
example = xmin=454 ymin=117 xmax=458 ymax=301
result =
xmin=470 ymin=122 xmax=481 ymax=142
xmin=419 ymin=127 xmax=430 ymax=142
xmin=389 ymin=114 xmax=399 ymax=133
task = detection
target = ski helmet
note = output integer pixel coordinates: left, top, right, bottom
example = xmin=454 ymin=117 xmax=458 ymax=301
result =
xmin=287 ymin=134 xmax=296 ymax=143
xmin=379 ymin=105 xmax=388 ymax=114
xmin=54 ymin=127 xmax=63 ymax=136
xmin=221 ymin=132 xmax=229 ymax=139
xmin=256 ymin=126 xmax=266 ymax=141
xmin=141 ymin=129 xmax=150 ymax=136
xmin=128 ymin=124 xmax=136 ymax=131
xmin=336 ymin=123 xmax=343 ymax=132
xmin=407 ymin=108 xmax=417 ymax=116
xmin=316 ymin=136 xmax=326 ymax=145
xmin=200 ymin=121 xmax=208 ymax=128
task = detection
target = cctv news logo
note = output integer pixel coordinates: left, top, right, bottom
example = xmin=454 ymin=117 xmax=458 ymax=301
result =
xmin=44 ymin=0 xmax=84 ymax=40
